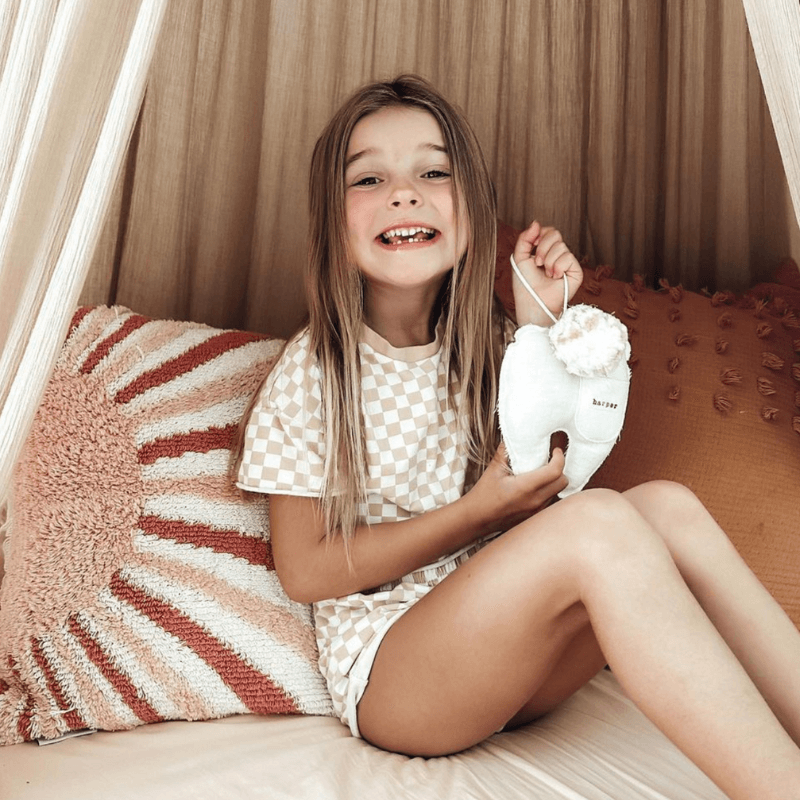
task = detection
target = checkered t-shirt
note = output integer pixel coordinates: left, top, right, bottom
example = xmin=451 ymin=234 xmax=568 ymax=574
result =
xmin=237 ymin=320 xmax=476 ymax=724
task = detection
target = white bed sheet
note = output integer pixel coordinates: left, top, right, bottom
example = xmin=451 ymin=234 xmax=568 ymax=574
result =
xmin=1 ymin=670 xmax=727 ymax=800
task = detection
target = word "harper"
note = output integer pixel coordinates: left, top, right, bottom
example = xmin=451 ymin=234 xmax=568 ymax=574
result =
xmin=592 ymin=399 xmax=618 ymax=409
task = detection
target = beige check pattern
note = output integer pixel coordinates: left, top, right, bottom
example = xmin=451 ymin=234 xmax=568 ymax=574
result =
xmin=238 ymin=334 xmax=326 ymax=496
xmin=237 ymin=327 xmax=468 ymax=522
xmin=237 ymin=325 xmax=474 ymax=726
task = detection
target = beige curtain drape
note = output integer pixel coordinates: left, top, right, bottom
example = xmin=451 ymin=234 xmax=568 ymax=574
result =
xmin=80 ymin=0 xmax=800 ymax=342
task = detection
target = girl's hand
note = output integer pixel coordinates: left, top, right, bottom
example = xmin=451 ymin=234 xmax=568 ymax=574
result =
xmin=466 ymin=443 xmax=568 ymax=536
xmin=512 ymin=220 xmax=583 ymax=326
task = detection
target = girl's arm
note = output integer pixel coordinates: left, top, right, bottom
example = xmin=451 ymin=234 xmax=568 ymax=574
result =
xmin=270 ymin=445 xmax=567 ymax=604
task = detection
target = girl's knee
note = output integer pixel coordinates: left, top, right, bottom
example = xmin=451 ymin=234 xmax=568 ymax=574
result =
xmin=624 ymin=480 xmax=723 ymax=541
xmin=558 ymin=488 xmax=643 ymax=536
xmin=554 ymin=488 xmax=672 ymax=573
xmin=507 ymin=488 xmax=674 ymax=592
xmin=624 ymin=480 xmax=732 ymax=559
xmin=626 ymin=480 xmax=703 ymax=519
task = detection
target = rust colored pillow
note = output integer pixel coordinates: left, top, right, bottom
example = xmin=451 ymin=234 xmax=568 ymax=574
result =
xmin=496 ymin=221 xmax=800 ymax=626
xmin=0 ymin=307 xmax=333 ymax=746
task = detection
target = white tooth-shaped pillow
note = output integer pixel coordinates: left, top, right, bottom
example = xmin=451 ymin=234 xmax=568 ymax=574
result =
xmin=498 ymin=259 xmax=631 ymax=497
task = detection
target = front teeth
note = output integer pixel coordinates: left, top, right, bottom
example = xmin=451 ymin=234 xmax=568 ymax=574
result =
xmin=382 ymin=226 xmax=435 ymax=239
xmin=379 ymin=226 xmax=437 ymax=245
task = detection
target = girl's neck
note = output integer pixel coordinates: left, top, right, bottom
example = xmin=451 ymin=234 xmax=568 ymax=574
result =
xmin=363 ymin=284 xmax=440 ymax=348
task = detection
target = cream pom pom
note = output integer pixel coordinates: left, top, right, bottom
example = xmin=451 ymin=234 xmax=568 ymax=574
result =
xmin=548 ymin=304 xmax=630 ymax=378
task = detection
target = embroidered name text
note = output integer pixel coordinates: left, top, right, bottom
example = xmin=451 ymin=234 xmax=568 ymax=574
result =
xmin=592 ymin=398 xmax=618 ymax=409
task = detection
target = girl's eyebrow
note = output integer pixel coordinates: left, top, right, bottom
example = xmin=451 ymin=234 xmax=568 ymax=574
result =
xmin=345 ymin=142 xmax=448 ymax=169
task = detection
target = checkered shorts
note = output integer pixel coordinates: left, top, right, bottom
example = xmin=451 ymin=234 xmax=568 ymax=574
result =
xmin=314 ymin=533 xmax=499 ymax=737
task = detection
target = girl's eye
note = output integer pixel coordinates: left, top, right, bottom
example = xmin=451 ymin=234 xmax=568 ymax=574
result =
xmin=423 ymin=169 xmax=450 ymax=179
xmin=351 ymin=176 xmax=380 ymax=187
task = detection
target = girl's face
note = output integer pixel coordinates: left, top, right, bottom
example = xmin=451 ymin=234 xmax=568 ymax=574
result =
xmin=344 ymin=106 xmax=468 ymax=294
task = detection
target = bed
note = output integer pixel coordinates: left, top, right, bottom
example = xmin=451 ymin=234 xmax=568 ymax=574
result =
xmin=1 ymin=670 xmax=726 ymax=800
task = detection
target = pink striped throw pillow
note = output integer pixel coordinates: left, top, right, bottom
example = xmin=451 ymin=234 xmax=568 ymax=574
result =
xmin=0 ymin=306 xmax=333 ymax=745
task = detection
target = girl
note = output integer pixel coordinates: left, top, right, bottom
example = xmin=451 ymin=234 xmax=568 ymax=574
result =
xmin=237 ymin=75 xmax=800 ymax=799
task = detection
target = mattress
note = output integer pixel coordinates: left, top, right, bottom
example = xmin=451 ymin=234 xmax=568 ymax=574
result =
xmin=0 ymin=670 xmax=726 ymax=800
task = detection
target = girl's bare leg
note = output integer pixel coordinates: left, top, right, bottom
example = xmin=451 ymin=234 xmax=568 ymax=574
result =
xmin=357 ymin=489 xmax=800 ymax=800
xmin=508 ymin=480 xmax=800 ymax=738
xmin=623 ymin=480 xmax=800 ymax=744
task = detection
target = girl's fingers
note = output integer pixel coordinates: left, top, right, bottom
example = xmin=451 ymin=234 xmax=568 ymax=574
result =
xmin=485 ymin=444 xmax=566 ymax=524
xmin=513 ymin=220 xmax=542 ymax=266
xmin=514 ymin=447 xmax=565 ymax=491
xmin=514 ymin=221 xmax=572 ymax=275
xmin=533 ymin=226 xmax=558 ymax=266
xmin=553 ymin=250 xmax=581 ymax=280
xmin=534 ymin=449 xmax=569 ymax=499
xmin=539 ymin=240 xmax=582 ymax=284
xmin=550 ymin=446 xmax=566 ymax=470
xmin=541 ymin=242 xmax=571 ymax=276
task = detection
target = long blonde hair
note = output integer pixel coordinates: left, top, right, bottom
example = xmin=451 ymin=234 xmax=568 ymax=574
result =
xmin=305 ymin=74 xmax=508 ymax=547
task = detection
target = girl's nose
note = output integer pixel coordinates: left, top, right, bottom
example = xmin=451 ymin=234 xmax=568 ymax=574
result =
xmin=388 ymin=181 xmax=421 ymax=208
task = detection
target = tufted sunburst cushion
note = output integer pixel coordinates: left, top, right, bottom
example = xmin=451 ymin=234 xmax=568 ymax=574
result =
xmin=0 ymin=306 xmax=333 ymax=746
xmin=496 ymin=221 xmax=800 ymax=627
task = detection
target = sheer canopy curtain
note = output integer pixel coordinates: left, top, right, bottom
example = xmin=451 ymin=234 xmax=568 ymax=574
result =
xmin=80 ymin=0 xmax=800 ymax=344
xmin=742 ymin=0 xmax=800 ymax=245
xmin=0 ymin=0 xmax=168 ymax=515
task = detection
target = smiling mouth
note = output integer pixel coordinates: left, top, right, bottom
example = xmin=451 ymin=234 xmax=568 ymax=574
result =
xmin=377 ymin=226 xmax=438 ymax=245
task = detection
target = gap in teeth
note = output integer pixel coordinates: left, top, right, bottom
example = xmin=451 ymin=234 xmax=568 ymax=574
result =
xmin=380 ymin=226 xmax=435 ymax=244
